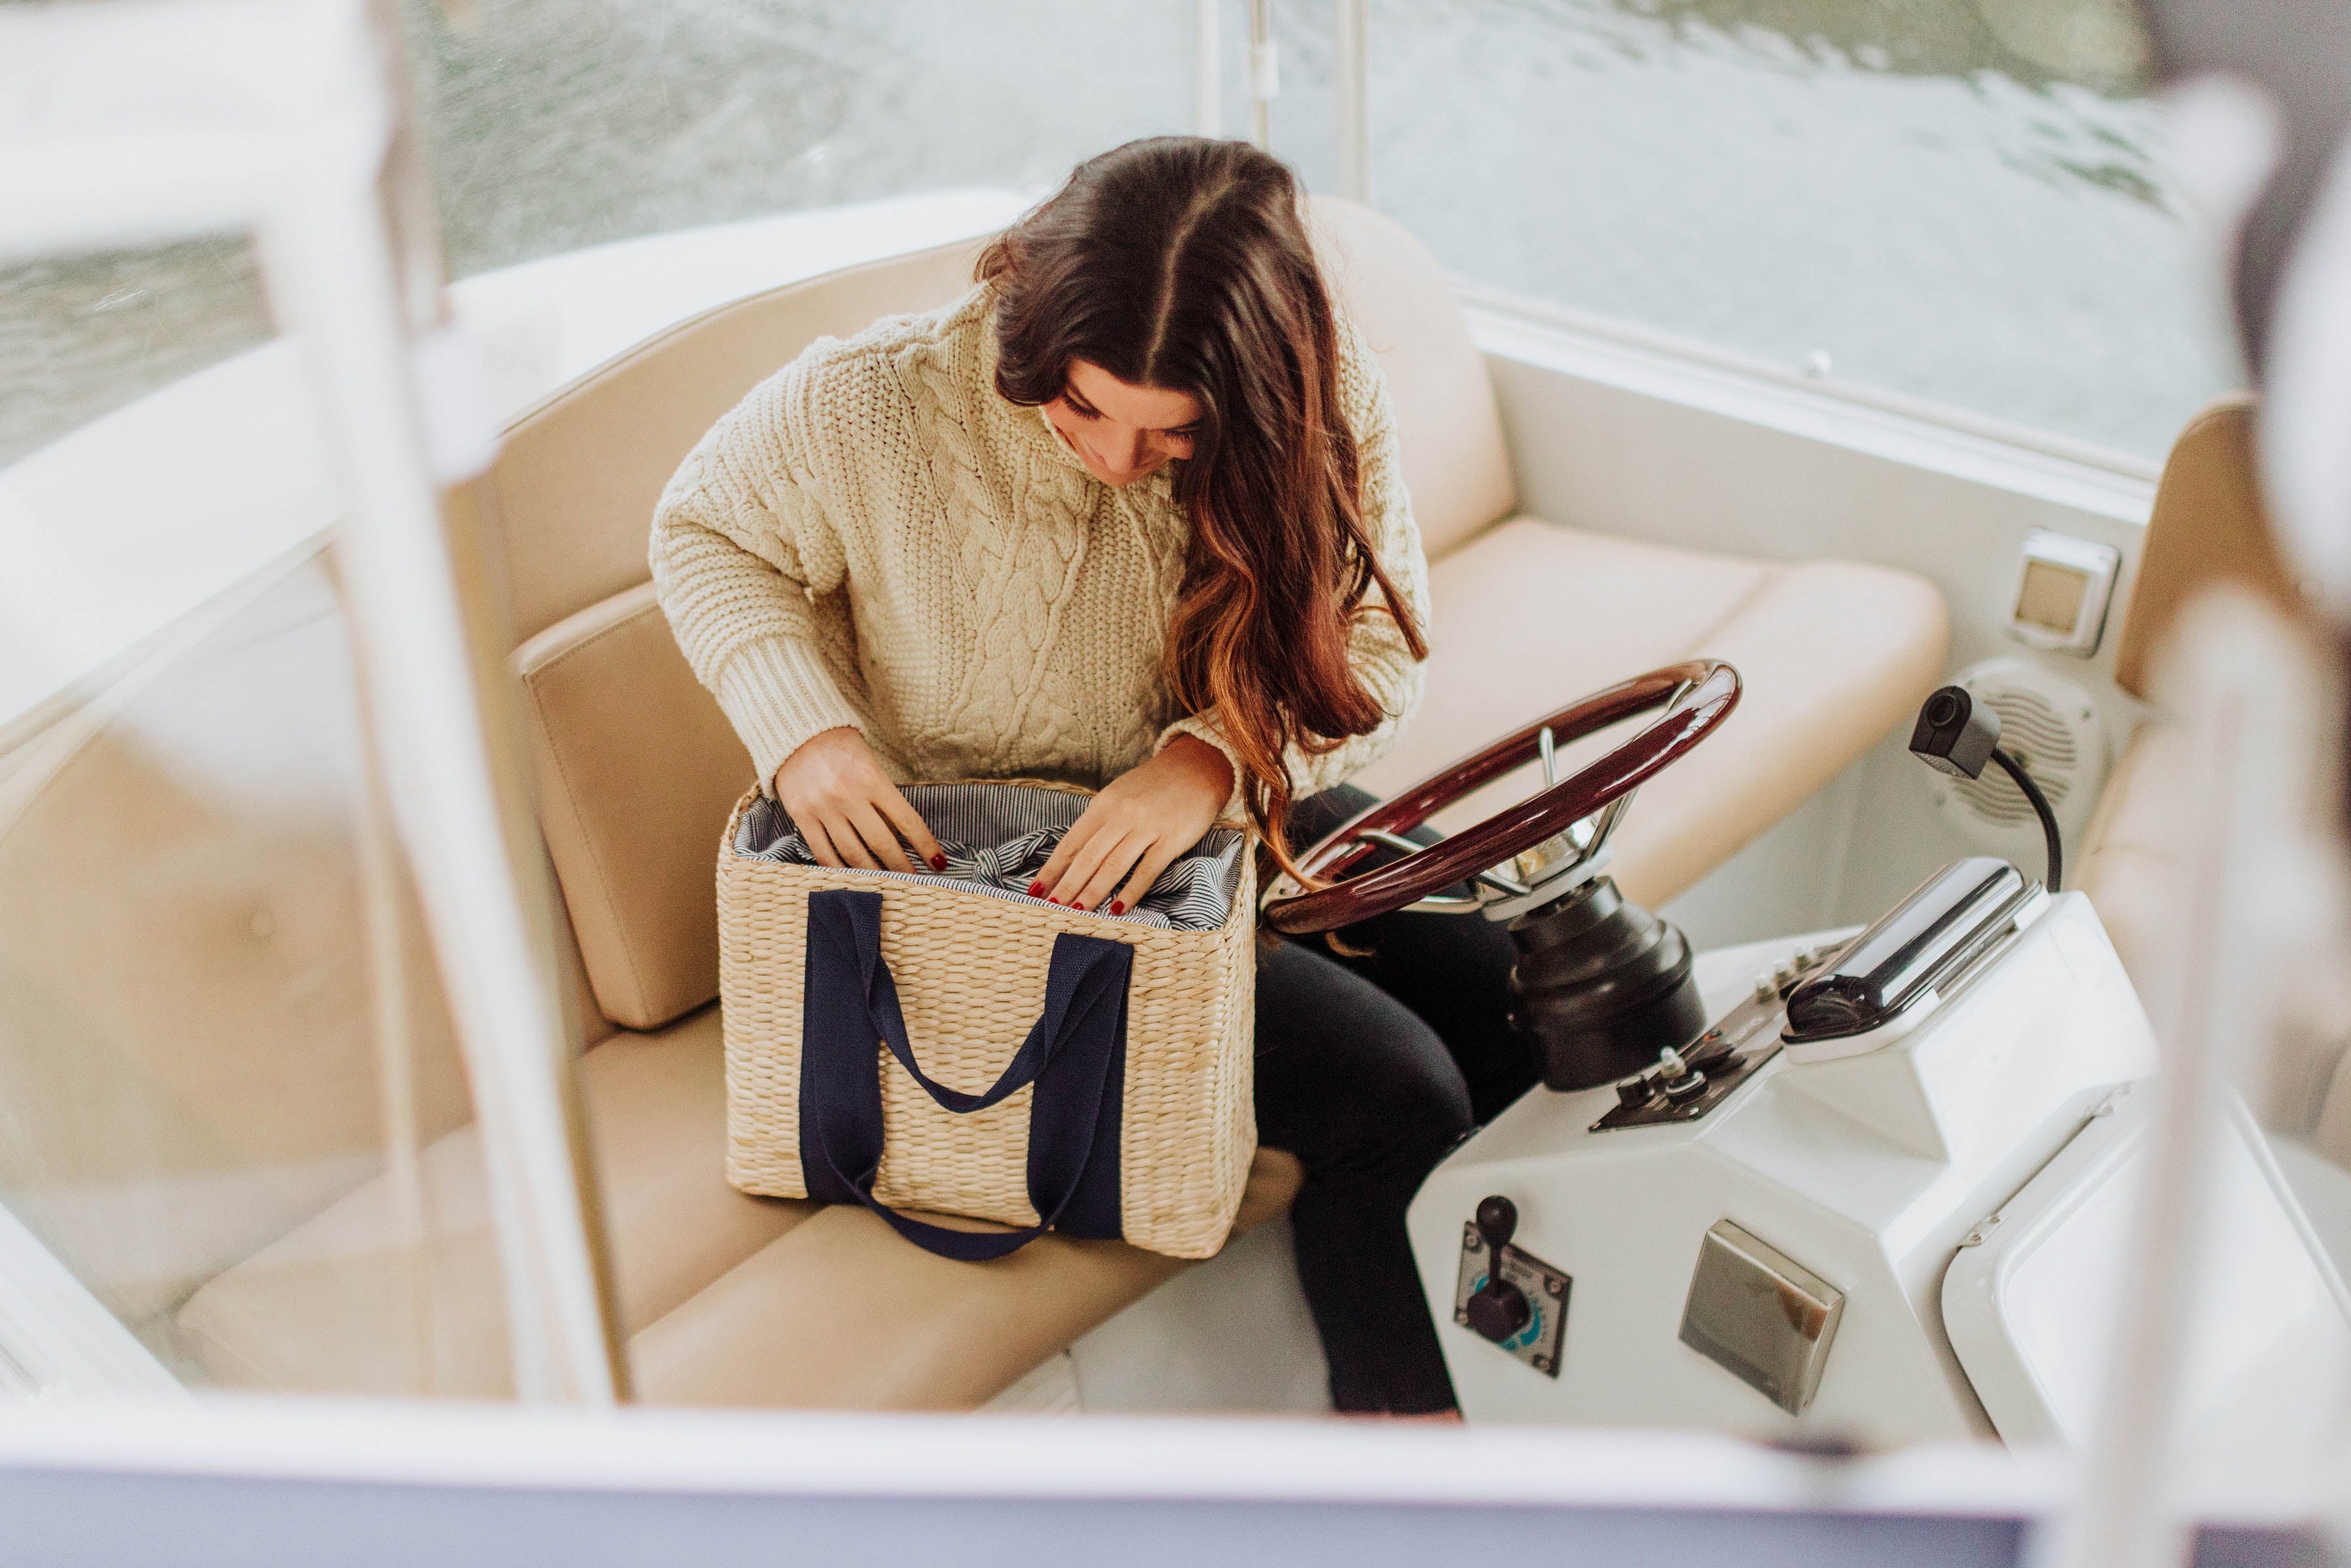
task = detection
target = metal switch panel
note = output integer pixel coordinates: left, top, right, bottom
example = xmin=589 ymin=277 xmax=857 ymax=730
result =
xmin=1452 ymin=1223 xmax=1571 ymax=1377
xmin=1678 ymin=1220 xmax=1844 ymax=1415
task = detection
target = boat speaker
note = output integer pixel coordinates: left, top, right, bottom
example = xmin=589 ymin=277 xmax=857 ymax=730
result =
xmin=1928 ymin=658 xmax=2108 ymax=861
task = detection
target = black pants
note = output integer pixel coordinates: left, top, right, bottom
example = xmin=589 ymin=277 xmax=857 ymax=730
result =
xmin=1253 ymin=784 xmax=1538 ymax=1415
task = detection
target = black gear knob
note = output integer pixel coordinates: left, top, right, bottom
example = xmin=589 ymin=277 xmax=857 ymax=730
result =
xmin=1465 ymin=1195 xmax=1532 ymax=1344
xmin=1475 ymin=1194 xmax=1518 ymax=1254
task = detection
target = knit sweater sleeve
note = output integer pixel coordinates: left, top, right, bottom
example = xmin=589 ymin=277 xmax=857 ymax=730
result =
xmin=648 ymin=347 xmax=872 ymax=791
xmin=1157 ymin=315 xmax=1431 ymax=808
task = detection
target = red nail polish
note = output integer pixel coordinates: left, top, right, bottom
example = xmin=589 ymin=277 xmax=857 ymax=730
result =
xmin=1048 ymin=897 xmax=1061 ymax=906
xmin=931 ymin=854 xmax=947 ymax=871
xmin=1027 ymin=880 xmax=1046 ymax=897
xmin=1109 ymin=900 xmax=1125 ymax=916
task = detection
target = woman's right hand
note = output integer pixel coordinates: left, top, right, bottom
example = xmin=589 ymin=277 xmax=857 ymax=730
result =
xmin=773 ymin=727 xmax=946 ymax=875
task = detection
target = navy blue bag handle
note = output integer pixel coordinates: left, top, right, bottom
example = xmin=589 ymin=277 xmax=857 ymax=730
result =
xmin=797 ymin=888 xmax=1130 ymax=1260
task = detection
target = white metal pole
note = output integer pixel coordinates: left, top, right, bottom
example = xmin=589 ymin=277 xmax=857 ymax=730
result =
xmin=1333 ymin=0 xmax=1371 ymax=202
xmin=0 ymin=1 xmax=282 ymax=261
xmin=354 ymin=712 xmax=438 ymax=1394
xmin=1247 ymin=0 xmax=1277 ymax=151
xmin=0 ymin=0 xmax=621 ymax=1405
xmin=1195 ymin=0 xmax=1223 ymax=138
xmin=2032 ymin=594 xmax=2329 ymax=1568
xmin=261 ymin=189 xmax=618 ymax=1407
xmin=0 ymin=1200 xmax=185 ymax=1398
xmin=250 ymin=0 xmax=620 ymax=1404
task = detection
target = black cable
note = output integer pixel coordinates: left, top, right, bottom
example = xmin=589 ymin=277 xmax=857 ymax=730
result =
xmin=1989 ymin=745 xmax=2062 ymax=893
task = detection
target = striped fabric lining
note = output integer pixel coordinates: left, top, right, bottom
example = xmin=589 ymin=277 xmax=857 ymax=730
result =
xmin=732 ymin=783 xmax=1245 ymax=932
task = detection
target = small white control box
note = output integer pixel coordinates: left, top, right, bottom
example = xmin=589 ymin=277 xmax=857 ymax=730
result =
xmin=2007 ymin=529 xmax=2120 ymax=657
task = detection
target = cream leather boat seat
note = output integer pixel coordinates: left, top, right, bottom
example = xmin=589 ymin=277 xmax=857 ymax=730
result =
xmin=2073 ymin=398 xmax=2351 ymax=1165
xmin=175 ymin=196 xmax=1946 ymax=1408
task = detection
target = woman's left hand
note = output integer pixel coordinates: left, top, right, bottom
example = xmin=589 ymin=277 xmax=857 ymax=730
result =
xmin=1034 ymin=735 xmax=1236 ymax=914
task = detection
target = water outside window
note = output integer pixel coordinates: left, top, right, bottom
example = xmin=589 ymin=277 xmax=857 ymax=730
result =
xmin=1271 ymin=0 xmax=2235 ymax=458
xmin=4 ymin=0 xmax=2228 ymax=473
xmin=0 ymin=1 xmax=1191 ymax=471
xmin=409 ymin=0 xmax=1194 ymax=281
xmin=0 ymin=236 xmax=272 ymax=483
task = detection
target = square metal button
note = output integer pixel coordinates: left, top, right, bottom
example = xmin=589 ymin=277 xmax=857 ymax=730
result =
xmin=1678 ymin=1219 xmax=1844 ymax=1415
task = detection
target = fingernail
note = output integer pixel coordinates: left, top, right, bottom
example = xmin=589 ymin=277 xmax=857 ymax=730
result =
xmin=1048 ymin=897 xmax=1061 ymax=906
xmin=931 ymin=854 xmax=947 ymax=871
xmin=1027 ymin=880 xmax=1046 ymax=897
xmin=1109 ymin=900 xmax=1125 ymax=916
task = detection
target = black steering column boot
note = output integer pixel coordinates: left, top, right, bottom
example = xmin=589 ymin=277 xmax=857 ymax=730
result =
xmin=1505 ymin=874 xmax=1706 ymax=1091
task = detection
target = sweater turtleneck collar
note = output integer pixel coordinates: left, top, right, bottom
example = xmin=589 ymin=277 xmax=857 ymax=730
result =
xmin=1029 ymin=404 xmax=1179 ymax=506
xmin=972 ymin=298 xmax=1176 ymax=507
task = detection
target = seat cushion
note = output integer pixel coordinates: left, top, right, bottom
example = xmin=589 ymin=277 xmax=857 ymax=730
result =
xmin=2073 ymin=718 xmax=2185 ymax=991
xmin=1351 ymin=516 xmax=1950 ymax=909
xmin=177 ymin=1004 xmax=1302 ymax=1405
xmin=629 ymin=1149 xmax=1301 ymax=1411
xmin=516 ymin=584 xmax=753 ymax=1030
xmin=0 ymin=560 xmax=489 ymax=1334
xmin=1309 ymin=198 xmax=1516 ymax=558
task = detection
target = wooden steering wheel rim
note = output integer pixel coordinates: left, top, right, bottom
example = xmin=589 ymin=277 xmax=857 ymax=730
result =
xmin=1260 ymin=660 xmax=1740 ymax=935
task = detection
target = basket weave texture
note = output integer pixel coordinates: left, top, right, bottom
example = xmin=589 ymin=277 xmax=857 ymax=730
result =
xmin=718 ymin=780 xmax=1258 ymax=1259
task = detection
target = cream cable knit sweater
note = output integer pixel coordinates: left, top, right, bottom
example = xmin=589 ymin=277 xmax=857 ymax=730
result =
xmin=648 ymin=283 xmax=1429 ymax=807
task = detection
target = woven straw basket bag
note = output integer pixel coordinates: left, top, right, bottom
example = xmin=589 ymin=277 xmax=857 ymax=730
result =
xmin=719 ymin=778 xmax=1257 ymax=1260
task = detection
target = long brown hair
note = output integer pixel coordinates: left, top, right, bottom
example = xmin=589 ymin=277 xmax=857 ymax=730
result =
xmin=978 ymin=136 xmax=1429 ymax=879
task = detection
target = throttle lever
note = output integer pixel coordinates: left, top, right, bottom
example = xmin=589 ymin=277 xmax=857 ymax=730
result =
xmin=1465 ymin=1195 xmax=1534 ymax=1344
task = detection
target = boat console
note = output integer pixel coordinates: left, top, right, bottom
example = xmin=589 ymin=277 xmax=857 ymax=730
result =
xmin=1266 ymin=653 xmax=2348 ymax=1456
xmin=1407 ymin=874 xmax=2351 ymax=1455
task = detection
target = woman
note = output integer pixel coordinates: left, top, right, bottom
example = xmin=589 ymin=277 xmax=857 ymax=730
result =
xmin=650 ymin=136 xmax=1535 ymax=1414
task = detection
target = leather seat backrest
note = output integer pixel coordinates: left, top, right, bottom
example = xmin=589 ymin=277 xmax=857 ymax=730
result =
xmin=504 ymin=200 xmax=1522 ymax=1033
xmin=498 ymin=240 xmax=989 ymax=1031
xmin=1307 ymin=198 xmax=1517 ymax=558
xmin=483 ymin=240 xmax=994 ymax=646
xmin=484 ymin=201 xmax=1516 ymax=648
xmin=2113 ymin=395 xmax=2306 ymax=699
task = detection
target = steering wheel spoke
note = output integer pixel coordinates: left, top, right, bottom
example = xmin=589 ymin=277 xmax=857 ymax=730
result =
xmin=1352 ymin=827 xmax=1431 ymax=858
xmin=1354 ymin=827 xmax=1530 ymax=901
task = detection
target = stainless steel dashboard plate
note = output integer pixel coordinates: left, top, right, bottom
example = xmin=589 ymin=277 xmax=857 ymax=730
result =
xmin=1677 ymin=1220 xmax=1844 ymax=1415
xmin=1452 ymin=1223 xmax=1570 ymax=1377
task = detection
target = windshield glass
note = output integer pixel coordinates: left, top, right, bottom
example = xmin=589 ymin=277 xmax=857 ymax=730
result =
xmin=0 ymin=524 xmax=517 ymax=1398
xmin=5 ymin=0 xmax=2226 ymax=480
xmin=1 ymin=0 xmax=1194 ymax=473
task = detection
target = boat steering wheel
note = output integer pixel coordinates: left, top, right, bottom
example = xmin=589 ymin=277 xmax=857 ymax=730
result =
xmin=1261 ymin=660 xmax=1740 ymax=935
